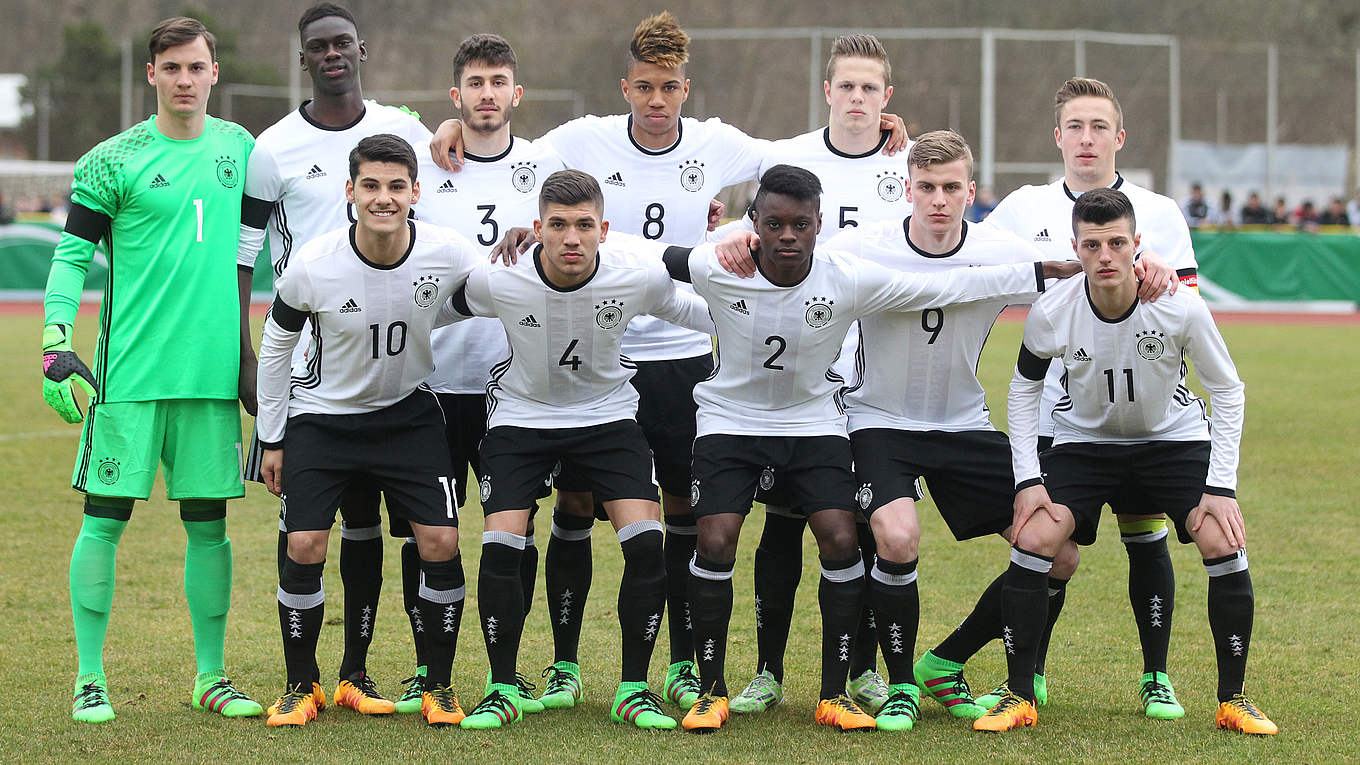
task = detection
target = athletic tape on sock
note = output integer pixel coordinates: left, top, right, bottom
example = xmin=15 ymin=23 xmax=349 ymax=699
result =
xmin=1203 ymin=550 xmax=1248 ymax=577
xmin=617 ymin=519 xmax=664 ymax=543
xmin=340 ymin=522 xmax=383 ymax=541
xmin=1010 ymin=547 xmax=1054 ymax=574
xmin=482 ymin=530 xmax=527 ymax=549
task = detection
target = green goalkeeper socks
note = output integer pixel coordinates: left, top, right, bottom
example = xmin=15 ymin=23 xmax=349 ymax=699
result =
xmin=182 ymin=506 xmax=232 ymax=677
xmin=69 ymin=513 xmax=128 ymax=678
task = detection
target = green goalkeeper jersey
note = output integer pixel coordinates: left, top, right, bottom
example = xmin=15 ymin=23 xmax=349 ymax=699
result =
xmin=45 ymin=115 xmax=254 ymax=403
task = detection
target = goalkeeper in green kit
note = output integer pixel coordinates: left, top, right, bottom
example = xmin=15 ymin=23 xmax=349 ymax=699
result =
xmin=42 ymin=17 xmax=262 ymax=723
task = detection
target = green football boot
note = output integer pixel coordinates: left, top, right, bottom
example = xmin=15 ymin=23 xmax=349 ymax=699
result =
xmin=539 ymin=661 xmax=583 ymax=709
xmin=460 ymin=684 xmax=524 ymax=730
xmin=875 ymin=683 xmax=922 ymax=731
xmin=192 ymin=672 xmax=263 ymax=718
xmin=72 ymin=674 xmax=115 ymax=724
xmin=664 ymin=660 xmax=702 ymax=709
xmin=912 ymin=651 xmax=987 ymax=720
xmin=730 ymin=670 xmax=784 ymax=713
xmin=1140 ymin=671 xmax=1185 ymax=719
xmin=394 ymin=667 xmax=427 ymax=714
xmin=611 ymin=682 xmax=677 ymax=729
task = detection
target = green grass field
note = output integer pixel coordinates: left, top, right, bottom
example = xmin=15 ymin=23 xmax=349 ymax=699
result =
xmin=2 ymin=311 xmax=1357 ymax=764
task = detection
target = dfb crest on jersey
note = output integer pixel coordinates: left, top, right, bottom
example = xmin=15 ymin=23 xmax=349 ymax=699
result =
xmin=480 ymin=475 xmax=493 ymax=503
xmin=690 ymin=478 xmax=701 ymax=507
xmin=595 ymin=298 xmax=624 ymax=329
xmin=875 ymin=171 xmax=905 ymax=202
xmin=413 ymin=275 xmax=440 ymax=308
xmin=510 ymin=161 xmax=537 ymax=193
xmin=804 ymin=297 xmax=835 ymax=328
xmin=97 ymin=457 xmax=121 ymax=486
xmin=856 ymin=482 xmax=873 ymax=510
xmin=1135 ymin=330 xmax=1166 ymax=361
xmin=679 ymin=160 xmax=705 ymax=192
xmin=216 ymin=155 xmax=239 ymax=188
xmin=759 ymin=466 xmax=775 ymax=491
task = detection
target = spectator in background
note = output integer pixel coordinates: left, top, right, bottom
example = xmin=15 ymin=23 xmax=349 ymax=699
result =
xmin=966 ymin=186 xmax=998 ymax=222
xmin=1181 ymin=182 xmax=1210 ymax=227
xmin=1209 ymin=191 xmax=1235 ymax=228
xmin=0 ymin=192 xmax=14 ymax=224
xmin=1271 ymin=197 xmax=1290 ymax=225
xmin=1318 ymin=197 xmax=1350 ymax=226
xmin=1294 ymin=200 xmax=1320 ymax=233
xmin=1346 ymin=188 xmax=1360 ymax=227
xmin=1239 ymin=192 xmax=1269 ymax=225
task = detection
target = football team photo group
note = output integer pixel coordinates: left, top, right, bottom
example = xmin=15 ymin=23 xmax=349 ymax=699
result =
xmin=38 ymin=2 xmax=1283 ymax=744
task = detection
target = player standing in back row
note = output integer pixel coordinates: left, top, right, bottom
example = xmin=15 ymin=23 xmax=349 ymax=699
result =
xmin=971 ymin=77 xmax=1191 ymax=717
xmin=42 ymin=16 xmax=261 ymax=723
xmin=236 ymin=2 xmax=435 ymax=716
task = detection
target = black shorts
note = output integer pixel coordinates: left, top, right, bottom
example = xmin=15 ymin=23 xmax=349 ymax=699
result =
xmin=634 ymin=354 xmax=712 ymax=496
xmin=281 ymin=389 xmax=458 ymax=533
xmin=480 ymin=420 xmax=658 ymax=515
xmin=1041 ymin=440 xmax=1211 ymax=546
xmin=434 ymin=392 xmax=488 ymax=508
xmin=690 ymin=434 xmax=855 ymax=518
xmin=849 ymin=428 xmax=1014 ymax=540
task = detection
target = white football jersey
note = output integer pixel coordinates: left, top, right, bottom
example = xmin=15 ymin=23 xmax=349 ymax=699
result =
xmin=835 ymin=219 xmax=1043 ymax=433
xmin=539 ymin=114 xmax=766 ymax=361
xmin=1008 ymin=277 xmax=1244 ymax=491
xmin=763 ymin=128 xmax=913 ymax=239
xmin=447 ymin=235 xmax=715 ymax=430
xmin=256 ymin=221 xmax=482 ymax=443
xmin=681 ymin=244 xmax=1046 ymax=438
xmin=987 ymin=173 xmax=1200 ymax=436
xmin=239 ymin=100 xmax=433 ymax=275
xmin=416 ymin=136 xmax=565 ymax=394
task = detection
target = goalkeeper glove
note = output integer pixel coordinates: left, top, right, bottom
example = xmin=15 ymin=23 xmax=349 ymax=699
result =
xmin=42 ymin=323 xmax=97 ymax=423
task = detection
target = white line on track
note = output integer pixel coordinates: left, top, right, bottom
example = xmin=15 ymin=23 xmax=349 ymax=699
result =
xmin=0 ymin=429 xmax=74 ymax=442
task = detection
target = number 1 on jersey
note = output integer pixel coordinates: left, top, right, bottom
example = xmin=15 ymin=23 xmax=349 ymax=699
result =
xmin=193 ymin=198 xmax=203 ymax=242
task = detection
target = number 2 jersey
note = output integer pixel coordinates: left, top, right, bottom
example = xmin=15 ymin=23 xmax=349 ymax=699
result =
xmin=671 ymin=244 xmax=1048 ymax=439
xmin=444 ymin=235 xmax=714 ymax=430
xmin=415 ymin=136 xmax=564 ymax=394
xmin=1009 ymin=277 xmax=1245 ymax=492
xmin=539 ymin=114 xmax=766 ymax=361
xmin=834 ymin=219 xmax=1043 ymax=433
xmin=45 ymin=115 xmax=254 ymax=403
xmin=256 ymin=220 xmax=482 ymax=444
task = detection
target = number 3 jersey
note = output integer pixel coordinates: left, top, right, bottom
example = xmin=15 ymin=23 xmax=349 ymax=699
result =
xmin=256 ymin=220 xmax=482 ymax=444
xmin=833 ymin=219 xmax=1043 ymax=433
xmin=445 ymin=235 xmax=715 ymax=430
xmin=1009 ymin=276 xmax=1245 ymax=491
xmin=415 ymin=136 xmax=565 ymax=394
xmin=677 ymin=244 xmax=1048 ymax=439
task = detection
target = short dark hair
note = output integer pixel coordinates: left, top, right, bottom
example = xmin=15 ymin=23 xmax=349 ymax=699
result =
xmin=1071 ymin=188 xmax=1136 ymax=236
xmin=453 ymin=33 xmax=517 ymax=85
xmin=348 ymin=134 xmax=417 ymax=182
xmin=752 ymin=164 xmax=822 ymax=216
xmin=539 ymin=169 xmax=603 ymax=215
xmin=149 ymin=17 xmax=215 ymax=62
xmin=298 ymin=2 xmax=357 ymax=39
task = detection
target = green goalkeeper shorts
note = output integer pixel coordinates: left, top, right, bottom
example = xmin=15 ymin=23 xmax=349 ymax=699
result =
xmin=73 ymin=399 xmax=245 ymax=501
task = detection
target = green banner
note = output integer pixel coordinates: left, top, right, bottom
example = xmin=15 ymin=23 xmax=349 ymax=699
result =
xmin=0 ymin=221 xmax=273 ymax=296
xmin=2 ymin=222 xmax=1355 ymax=310
xmin=1191 ymin=230 xmax=1360 ymax=309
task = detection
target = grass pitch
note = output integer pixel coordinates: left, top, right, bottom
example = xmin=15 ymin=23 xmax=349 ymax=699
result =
xmin=2 ymin=311 xmax=1356 ymax=764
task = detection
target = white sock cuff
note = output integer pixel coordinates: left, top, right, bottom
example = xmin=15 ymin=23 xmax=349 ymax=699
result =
xmin=821 ymin=559 xmax=866 ymax=583
xmin=1010 ymin=547 xmax=1054 ymax=574
xmin=617 ymin=519 xmax=664 ymax=544
xmin=482 ymin=530 xmax=527 ymax=549
xmin=339 ymin=522 xmax=382 ymax=541
xmin=417 ymin=571 xmax=466 ymax=604
xmin=1204 ymin=549 xmax=1248 ymax=577
xmin=277 ymin=584 xmax=325 ymax=610
xmin=689 ymin=552 xmax=734 ymax=581
xmin=870 ymin=561 xmax=918 ymax=587
xmin=551 ymin=521 xmax=593 ymax=542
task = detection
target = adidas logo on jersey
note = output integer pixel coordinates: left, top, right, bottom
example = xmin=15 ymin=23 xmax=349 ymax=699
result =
xmin=339 ymin=298 xmax=362 ymax=313
xmin=305 ymin=164 xmax=327 ymax=179
xmin=148 ymin=173 xmax=170 ymax=189
xmin=436 ymin=179 xmax=457 ymax=193
xmin=604 ymin=172 xmax=626 ymax=187
xmin=1034 ymin=228 xmax=1051 ymax=242
xmin=1071 ymin=347 xmax=1092 ymax=361
xmin=728 ymin=299 xmax=750 ymax=315
xmin=519 ymin=314 xmax=541 ymax=327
